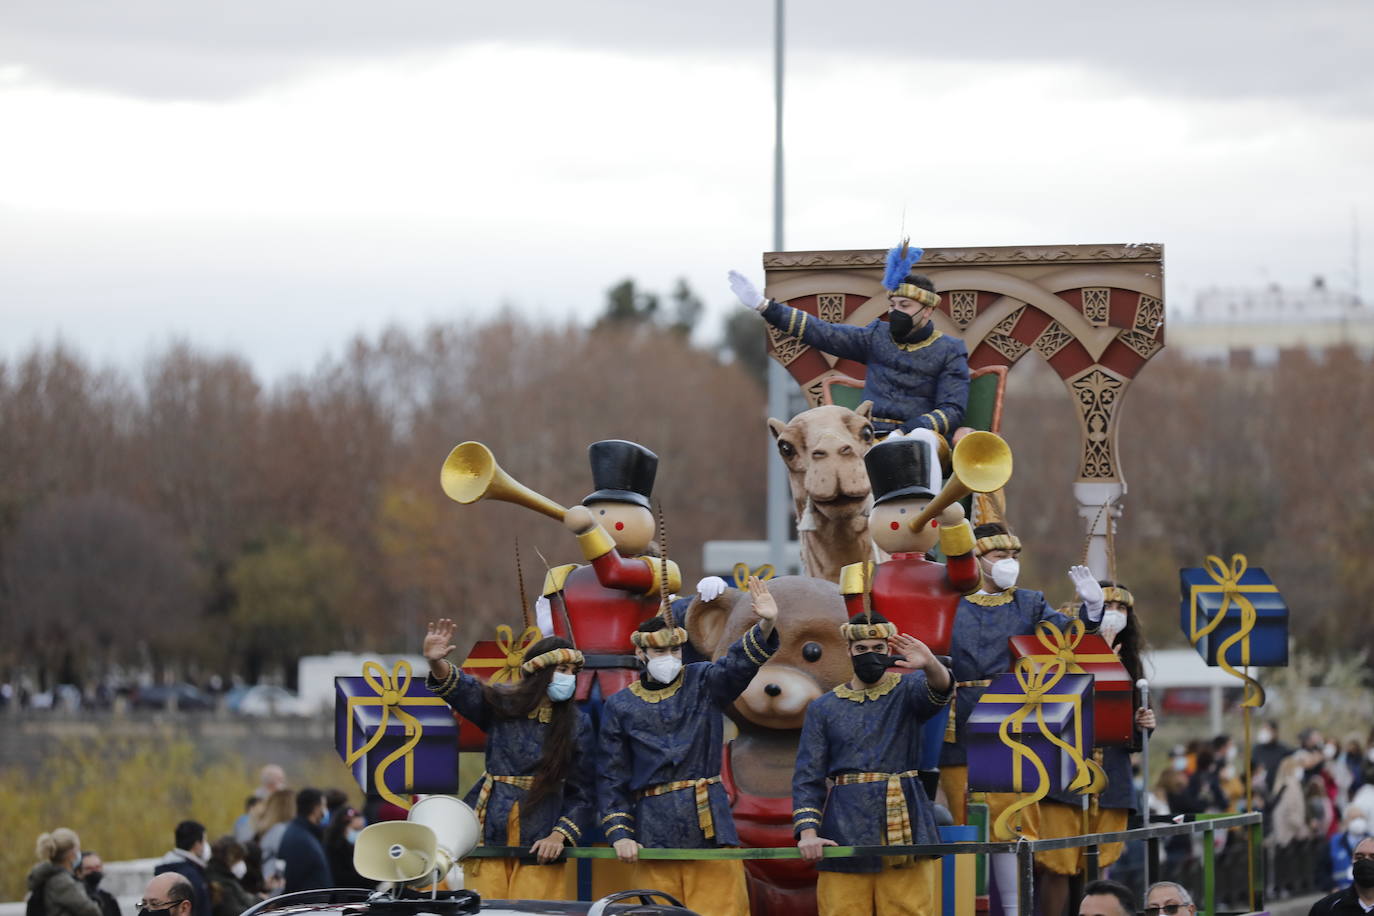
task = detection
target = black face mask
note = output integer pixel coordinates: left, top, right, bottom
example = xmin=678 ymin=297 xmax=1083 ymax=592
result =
xmin=139 ymin=908 xmax=173 ymax=916
xmin=1353 ymin=858 xmax=1374 ymax=889
xmin=851 ymin=651 xmax=896 ymax=685
xmin=887 ymin=309 xmax=915 ymax=341
xmin=82 ymin=873 xmax=103 ymax=892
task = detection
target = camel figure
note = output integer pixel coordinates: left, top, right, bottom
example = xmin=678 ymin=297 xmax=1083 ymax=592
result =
xmin=767 ymin=402 xmax=879 ymax=583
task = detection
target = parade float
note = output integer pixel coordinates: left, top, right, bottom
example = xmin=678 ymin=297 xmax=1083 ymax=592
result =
xmin=335 ymin=243 xmax=1285 ymax=916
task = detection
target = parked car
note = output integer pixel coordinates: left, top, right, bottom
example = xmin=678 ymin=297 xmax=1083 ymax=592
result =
xmin=131 ymin=683 xmax=215 ymax=711
xmin=242 ymin=887 xmax=697 ymax=916
xmin=236 ymin=685 xmax=312 ymax=717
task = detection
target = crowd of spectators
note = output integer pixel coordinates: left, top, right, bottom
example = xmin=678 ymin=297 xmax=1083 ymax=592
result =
xmin=25 ymin=765 xmax=375 ymax=916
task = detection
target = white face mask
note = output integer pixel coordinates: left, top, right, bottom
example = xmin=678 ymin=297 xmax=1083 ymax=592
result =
xmin=1100 ymin=610 xmax=1128 ymax=639
xmin=988 ymin=557 xmax=1019 ymax=590
xmin=230 ymin=861 xmax=247 ymax=880
xmin=645 ymin=655 xmax=683 ymax=684
xmin=1325 ymin=742 xmax=1338 ymax=760
xmin=1350 ymin=818 xmax=1370 ymax=837
xmin=546 ymin=671 xmax=576 ymax=702
xmin=1172 ymin=757 xmax=1189 ymax=772
xmin=1258 ymin=728 xmax=1275 ymax=745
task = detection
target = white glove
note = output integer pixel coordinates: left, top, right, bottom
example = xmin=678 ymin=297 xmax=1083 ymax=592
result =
xmin=534 ymin=595 xmax=554 ymax=635
xmin=1068 ymin=565 xmax=1105 ymax=621
xmin=696 ymin=576 xmax=728 ymax=602
xmin=728 ymin=270 xmax=768 ymax=311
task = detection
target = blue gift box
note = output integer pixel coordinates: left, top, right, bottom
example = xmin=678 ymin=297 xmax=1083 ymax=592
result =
xmin=1179 ymin=561 xmax=1288 ymax=668
xmin=334 ymin=663 xmax=460 ymax=802
xmin=966 ymin=670 xmax=1096 ymax=797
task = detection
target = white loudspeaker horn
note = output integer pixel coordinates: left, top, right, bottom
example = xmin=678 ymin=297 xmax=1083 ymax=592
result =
xmin=353 ymin=796 xmax=481 ymax=886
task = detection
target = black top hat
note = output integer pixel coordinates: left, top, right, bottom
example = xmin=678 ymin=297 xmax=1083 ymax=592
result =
xmin=583 ymin=440 xmax=658 ymax=509
xmin=864 ymin=437 xmax=936 ymax=506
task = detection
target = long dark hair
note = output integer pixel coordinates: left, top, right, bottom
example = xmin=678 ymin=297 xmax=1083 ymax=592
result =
xmin=481 ymin=636 xmax=579 ymax=808
xmin=1100 ymin=580 xmax=1145 ymax=683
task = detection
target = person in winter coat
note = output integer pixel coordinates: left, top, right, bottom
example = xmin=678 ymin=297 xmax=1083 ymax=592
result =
xmin=27 ymin=829 xmax=100 ymax=916
xmin=205 ymin=837 xmax=260 ymax=916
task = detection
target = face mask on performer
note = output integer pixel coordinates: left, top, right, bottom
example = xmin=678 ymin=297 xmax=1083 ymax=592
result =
xmin=640 ymin=650 xmax=683 ymax=685
xmin=850 ymin=649 xmax=897 ymax=685
xmin=1101 ymin=609 xmax=1128 ymax=641
xmin=546 ymin=671 xmax=576 ymax=702
xmin=987 ymin=557 xmax=1019 ymax=590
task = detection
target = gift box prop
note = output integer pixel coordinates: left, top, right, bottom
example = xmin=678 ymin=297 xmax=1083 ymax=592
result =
xmin=454 ymin=624 xmax=543 ymax=751
xmin=967 ymin=657 xmax=1106 ymax=840
xmin=336 ymin=660 xmax=459 ymax=810
xmin=1179 ymin=554 xmax=1287 ymax=708
xmin=1009 ymin=619 xmax=1133 ymax=747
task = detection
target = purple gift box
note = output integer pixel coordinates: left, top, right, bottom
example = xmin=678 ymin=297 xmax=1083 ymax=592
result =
xmin=334 ymin=667 xmax=459 ymax=799
xmin=966 ymin=670 xmax=1096 ymax=796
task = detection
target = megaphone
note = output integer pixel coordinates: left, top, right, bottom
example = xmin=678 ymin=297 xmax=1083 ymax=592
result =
xmin=354 ymin=796 xmax=481 ymax=886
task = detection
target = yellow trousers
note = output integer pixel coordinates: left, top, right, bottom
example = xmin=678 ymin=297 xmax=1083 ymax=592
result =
xmin=816 ymin=857 xmax=938 ymax=916
xmin=466 ymin=802 xmax=570 ymax=900
xmin=1035 ymin=801 xmax=1127 ymax=875
xmin=939 ymin=764 xmax=1041 ymax=838
xmin=631 ymin=859 xmax=749 ymax=916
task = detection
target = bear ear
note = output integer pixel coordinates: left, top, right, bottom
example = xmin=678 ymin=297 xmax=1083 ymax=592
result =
xmin=686 ymin=591 xmax=737 ymax=656
xmin=854 ymin=400 xmax=874 ymax=420
xmin=767 ymin=417 xmax=787 ymax=441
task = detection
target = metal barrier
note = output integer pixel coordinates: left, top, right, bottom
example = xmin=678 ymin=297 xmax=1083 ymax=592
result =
xmin=467 ymin=811 xmax=1264 ymax=916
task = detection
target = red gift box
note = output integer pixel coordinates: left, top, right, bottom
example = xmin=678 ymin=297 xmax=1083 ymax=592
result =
xmin=1009 ymin=619 xmax=1134 ymax=747
xmin=455 ymin=624 xmax=543 ymax=751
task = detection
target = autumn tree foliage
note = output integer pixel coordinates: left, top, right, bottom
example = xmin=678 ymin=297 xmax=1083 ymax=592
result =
xmin=0 ymin=315 xmax=767 ymax=687
xmin=1 ymin=314 xmax=1368 ymax=688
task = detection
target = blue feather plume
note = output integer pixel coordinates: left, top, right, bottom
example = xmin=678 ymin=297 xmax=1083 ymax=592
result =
xmin=883 ymin=239 xmax=924 ymax=291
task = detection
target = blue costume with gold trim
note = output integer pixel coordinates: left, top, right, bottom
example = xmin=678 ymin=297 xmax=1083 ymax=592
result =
xmin=427 ymin=668 xmax=595 ymax=849
xmin=598 ymin=623 xmax=779 ymax=849
xmin=940 ymin=588 xmax=1090 ymax=768
xmin=760 ymin=300 xmax=969 ymax=437
xmin=792 ymin=670 xmax=953 ymax=874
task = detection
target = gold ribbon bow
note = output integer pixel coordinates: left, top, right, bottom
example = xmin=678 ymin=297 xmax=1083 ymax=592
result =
xmin=1026 ymin=619 xmax=1120 ymax=671
xmin=984 ymin=657 xmax=1107 ymax=840
xmin=462 ymin=624 xmax=543 ymax=684
xmin=344 ymin=660 xmax=449 ymax=810
xmin=732 ymin=563 xmax=776 ymax=589
xmin=1187 ymin=554 xmax=1275 ymax=707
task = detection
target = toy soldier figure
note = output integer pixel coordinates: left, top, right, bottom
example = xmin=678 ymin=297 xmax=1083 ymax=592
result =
xmin=544 ymin=439 xmax=680 ymax=701
xmin=728 ymin=241 xmax=969 ymax=440
xmin=838 ymin=429 xmax=979 ymax=795
xmin=938 ymin=521 xmax=1105 ymax=916
xmin=792 ymin=609 xmax=953 ymax=916
xmin=597 ymin=577 xmax=780 ymax=916
xmin=423 ymin=622 xmax=594 ymax=901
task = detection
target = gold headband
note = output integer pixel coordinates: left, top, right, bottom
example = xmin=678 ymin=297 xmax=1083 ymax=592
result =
xmin=1102 ymin=586 xmax=1134 ymax=609
xmin=974 ymin=534 xmax=1022 ymax=555
xmin=521 ymin=647 xmax=585 ymax=675
xmin=891 ymin=284 xmax=942 ymax=310
xmin=630 ymin=626 xmax=689 ymax=649
xmin=840 ymin=621 xmax=897 ymax=642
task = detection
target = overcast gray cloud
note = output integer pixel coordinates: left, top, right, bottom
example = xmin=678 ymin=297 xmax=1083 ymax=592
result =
xmin=2 ymin=0 xmax=1371 ymax=109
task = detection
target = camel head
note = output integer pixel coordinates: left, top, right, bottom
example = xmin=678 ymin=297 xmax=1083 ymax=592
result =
xmin=767 ymin=401 xmax=876 ymax=524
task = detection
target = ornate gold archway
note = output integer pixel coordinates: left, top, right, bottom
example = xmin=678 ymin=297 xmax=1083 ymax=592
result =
xmin=761 ymin=243 xmax=1165 ymax=576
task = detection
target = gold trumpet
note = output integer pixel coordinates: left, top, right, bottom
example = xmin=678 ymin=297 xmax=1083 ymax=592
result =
xmin=908 ymin=431 xmax=1013 ymax=531
xmin=440 ymin=441 xmax=568 ymax=522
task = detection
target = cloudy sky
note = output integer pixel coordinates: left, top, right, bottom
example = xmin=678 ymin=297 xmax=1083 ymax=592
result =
xmin=2 ymin=0 xmax=1371 ymax=378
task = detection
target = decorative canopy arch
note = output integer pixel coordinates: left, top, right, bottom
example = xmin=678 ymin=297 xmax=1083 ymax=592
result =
xmin=761 ymin=243 xmax=1166 ymax=577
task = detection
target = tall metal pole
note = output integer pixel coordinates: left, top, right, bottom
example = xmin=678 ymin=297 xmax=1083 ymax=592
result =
xmin=766 ymin=0 xmax=791 ymax=572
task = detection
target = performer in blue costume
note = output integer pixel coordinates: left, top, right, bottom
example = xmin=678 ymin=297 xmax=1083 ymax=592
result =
xmin=423 ymin=619 xmax=594 ymax=901
xmin=1036 ymin=582 xmax=1154 ymax=916
xmin=598 ymin=576 xmax=780 ymax=916
xmin=938 ymin=522 xmax=1106 ymax=916
xmin=728 ymin=242 xmax=969 ymax=439
xmin=792 ymin=609 xmax=953 ymax=916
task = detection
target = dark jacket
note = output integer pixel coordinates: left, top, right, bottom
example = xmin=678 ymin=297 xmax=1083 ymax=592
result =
xmin=278 ymin=817 xmax=332 ymax=893
xmin=203 ymin=860 xmax=257 ymax=916
xmin=154 ymin=851 xmax=211 ymax=916
xmin=84 ymin=884 xmax=121 ymax=916
xmin=1308 ymin=885 xmax=1374 ymax=916
xmin=26 ymin=863 xmax=101 ymax=916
